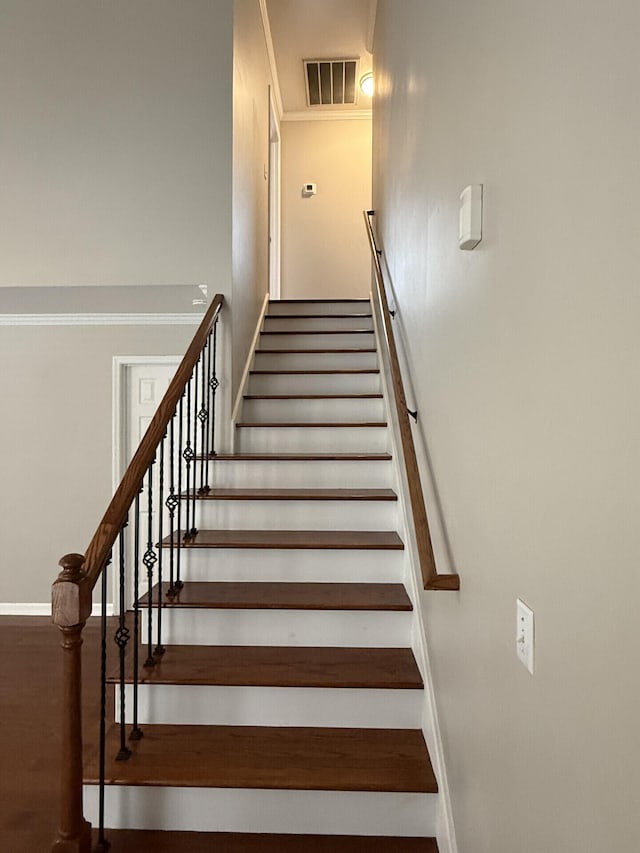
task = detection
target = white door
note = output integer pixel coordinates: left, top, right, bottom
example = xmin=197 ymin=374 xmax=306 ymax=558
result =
xmin=114 ymin=358 xmax=180 ymax=612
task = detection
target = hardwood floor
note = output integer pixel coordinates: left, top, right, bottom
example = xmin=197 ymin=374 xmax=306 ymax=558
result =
xmin=0 ymin=616 xmax=102 ymax=853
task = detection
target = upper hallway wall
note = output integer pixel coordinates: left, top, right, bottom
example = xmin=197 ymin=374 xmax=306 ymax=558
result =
xmin=280 ymin=118 xmax=372 ymax=299
xmin=373 ymin=2 xmax=640 ymax=851
xmin=232 ymin=0 xmax=275 ymax=399
xmin=0 ymin=0 xmax=233 ymax=290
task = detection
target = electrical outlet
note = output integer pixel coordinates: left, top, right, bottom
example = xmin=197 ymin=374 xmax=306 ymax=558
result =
xmin=516 ymin=599 xmax=534 ymax=674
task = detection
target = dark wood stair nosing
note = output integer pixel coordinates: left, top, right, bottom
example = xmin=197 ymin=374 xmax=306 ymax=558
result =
xmin=203 ymin=452 xmax=393 ymax=461
xmin=242 ymin=393 xmax=384 ymax=400
xmin=95 ymin=830 xmax=439 ymax=853
xmin=138 ymin=580 xmax=412 ymax=613
xmin=109 ymin=642 xmax=423 ymax=690
xmin=254 ymin=348 xmax=377 ymax=354
xmin=235 ymin=421 xmax=388 ymax=428
xmin=260 ymin=330 xmax=374 ymax=336
xmin=160 ymin=529 xmax=405 ymax=551
xmin=250 ymin=369 xmax=380 ymax=375
xmin=186 ymin=487 xmax=397 ymax=501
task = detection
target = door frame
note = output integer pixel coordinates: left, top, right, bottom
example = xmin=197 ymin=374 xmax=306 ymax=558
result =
xmin=268 ymin=87 xmax=281 ymax=300
xmin=112 ymin=355 xmax=181 ymax=610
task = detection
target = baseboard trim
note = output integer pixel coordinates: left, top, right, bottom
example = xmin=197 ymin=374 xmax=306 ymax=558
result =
xmin=0 ymin=603 xmax=115 ymax=617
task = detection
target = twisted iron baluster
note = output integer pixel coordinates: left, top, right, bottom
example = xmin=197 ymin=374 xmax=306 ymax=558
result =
xmin=143 ymin=459 xmax=157 ymax=668
xmin=154 ymin=435 xmax=166 ymax=658
xmin=210 ymin=317 xmax=219 ymax=456
xmin=166 ymin=414 xmax=179 ymax=599
xmin=130 ymin=488 xmax=143 ymax=741
xmin=176 ymin=393 xmax=185 ymax=590
xmin=198 ymin=340 xmax=210 ymax=494
xmin=190 ymin=361 xmax=199 ymax=537
xmin=183 ymin=381 xmax=194 ymax=542
xmin=115 ymin=524 xmax=132 ymax=761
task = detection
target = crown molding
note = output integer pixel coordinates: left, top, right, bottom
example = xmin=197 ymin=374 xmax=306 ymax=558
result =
xmin=0 ymin=313 xmax=202 ymax=327
xmin=281 ymin=110 xmax=373 ymax=123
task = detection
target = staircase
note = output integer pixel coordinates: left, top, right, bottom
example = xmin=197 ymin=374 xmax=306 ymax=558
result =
xmin=84 ymin=298 xmax=441 ymax=851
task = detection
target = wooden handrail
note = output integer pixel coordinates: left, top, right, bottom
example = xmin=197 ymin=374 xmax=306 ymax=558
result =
xmin=364 ymin=211 xmax=459 ymax=591
xmin=82 ymin=294 xmax=223 ymax=592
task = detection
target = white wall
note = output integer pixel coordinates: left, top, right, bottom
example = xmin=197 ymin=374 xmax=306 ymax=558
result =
xmin=281 ymin=119 xmax=372 ymax=299
xmin=232 ymin=0 xmax=274 ymax=397
xmin=0 ymin=0 xmax=233 ymax=288
xmin=373 ymin=2 xmax=640 ymax=851
xmin=0 ymin=323 xmax=193 ymax=604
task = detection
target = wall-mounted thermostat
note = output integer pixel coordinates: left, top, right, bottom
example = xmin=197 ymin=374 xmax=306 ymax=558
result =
xmin=459 ymin=184 xmax=483 ymax=250
xmin=302 ymin=183 xmax=317 ymax=197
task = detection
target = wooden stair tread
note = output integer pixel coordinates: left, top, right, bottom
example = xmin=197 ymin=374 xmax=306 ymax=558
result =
xmin=265 ymin=312 xmax=373 ymax=319
xmin=192 ymin=487 xmax=397 ymax=501
xmin=85 ymin=725 xmax=437 ymax=793
xmin=261 ymin=330 xmax=374 ymax=336
xmin=112 ymin=644 xmax=423 ymax=689
xmin=140 ymin=581 xmax=412 ymax=612
xmin=98 ymin=830 xmax=438 ymax=852
xmin=243 ymin=394 xmax=383 ymax=400
xmin=271 ymin=299 xmax=371 ymax=304
xmin=250 ymin=368 xmax=380 ymax=375
xmin=235 ymin=421 xmax=387 ymax=428
xmin=255 ymin=347 xmax=377 ymax=354
xmin=162 ymin=529 xmax=404 ymax=550
xmin=209 ymin=452 xmax=392 ymax=461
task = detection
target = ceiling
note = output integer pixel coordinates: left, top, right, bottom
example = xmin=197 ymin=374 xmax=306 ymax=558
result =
xmin=265 ymin=0 xmax=376 ymax=118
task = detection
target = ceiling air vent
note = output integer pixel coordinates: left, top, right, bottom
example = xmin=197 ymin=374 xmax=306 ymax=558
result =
xmin=304 ymin=59 xmax=359 ymax=106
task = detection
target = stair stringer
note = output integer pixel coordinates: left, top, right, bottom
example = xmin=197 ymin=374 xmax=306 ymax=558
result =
xmin=370 ymin=294 xmax=459 ymax=853
xmin=230 ymin=289 xmax=270 ymax=452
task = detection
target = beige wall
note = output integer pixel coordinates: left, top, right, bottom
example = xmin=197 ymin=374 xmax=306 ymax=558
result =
xmin=0 ymin=324 xmax=193 ymax=603
xmin=374 ymin=2 xmax=640 ymax=852
xmin=0 ymin=0 xmax=233 ymax=288
xmin=281 ymin=119 xmax=372 ymax=299
xmin=232 ymin=0 xmax=274 ymax=398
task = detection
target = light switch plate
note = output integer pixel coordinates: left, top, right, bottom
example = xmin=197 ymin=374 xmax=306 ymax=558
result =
xmin=516 ymin=598 xmax=534 ymax=674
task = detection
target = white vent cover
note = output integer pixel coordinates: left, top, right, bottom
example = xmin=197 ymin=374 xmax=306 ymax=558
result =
xmin=304 ymin=59 xmax=360 ymax=106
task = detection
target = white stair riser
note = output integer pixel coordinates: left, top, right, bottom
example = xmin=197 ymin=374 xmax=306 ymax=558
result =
xmin=142 ymin=609 xmax=411 ymax=647
xmin=253 ymin=351 xmax=378 ymax=371
xmin=260 ymin=332 xmax=375 ymax=350
xmin=175 ymin=548 xmax=405 ymax=584
xmin=84 ymin=786 xmax=437 ymax=836
xmin=118 ymin=685 xmax=422 ymax=729
xmin=235 ymin=426 xmax=389 ymax=454
xmin=248 ymin=373 xmax=381 ymax=395
xmin=241 ymin=396 xmax=384 ymax=422
xmin=207 ymin=459 xmax=395 ymax=489
xmin=268 ymin=301 xmax=371 ymax=316
xmin=263 ymin=316 xmax=374 ymax=332
xmin=193 ymin=499 xmax=399 ymax=531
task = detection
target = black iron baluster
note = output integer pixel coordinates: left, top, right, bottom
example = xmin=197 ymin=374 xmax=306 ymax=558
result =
xmin=166 ymin=414 xmax=179 ymax=599
xmin=115 ymin=523 xmax=132 ymax=761
xmin=155 ymin=435 xmax=166 ymax=658
xmin=210 ymin=316 xmax=219 ymax=456
xmin=190 ymin=360 xmax=199 ymax=536
xmin=130 ymin=489 xmax=143 ymax=741
xmin=183 ymin=380 xmax=194 ymax=542
xmin=176 ymin=393 xmax=185 ymax=591
xmin=97 ymin=557 xmax=110 ymax=851
xmin=143 ymin=459 xmax=157 ymax=668
xmin=198 ymin=340 xmax=210 ymax=494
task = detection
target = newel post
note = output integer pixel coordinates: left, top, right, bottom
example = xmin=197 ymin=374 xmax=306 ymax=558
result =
xmin=51 ymin=553 xmax=93 ymax=853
